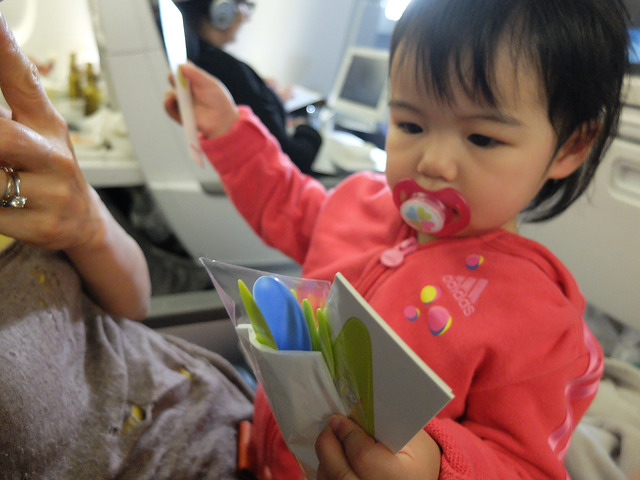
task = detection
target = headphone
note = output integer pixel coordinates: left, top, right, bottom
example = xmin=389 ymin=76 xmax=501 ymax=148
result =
xmin=209 ymin=0 xmax=238 ymax=30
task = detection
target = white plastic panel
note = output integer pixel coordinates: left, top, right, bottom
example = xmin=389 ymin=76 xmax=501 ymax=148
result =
xmin=623 ymin=76 xmax=640 ymax=108
xmin=0 ymin=0 xmax=36 ymax=47
xmin=149 ymin=187 xmax=287 ymax=265
xmin=87 ymin=0 xmax=162 ymax=55
xmin=91 ymin=0 xmax=290 ymax=268
xmin=0 ymin=0 xmax=99 ymax=86
xmin=102 ymin=51 xmax=202 ymax=185
xmin=521 ymin=113 xmax=640 ymax=329
xmin=226 ymin=0 xmax=359 ymax=94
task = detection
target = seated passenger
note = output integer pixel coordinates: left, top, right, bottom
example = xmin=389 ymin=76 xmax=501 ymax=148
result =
xmin=177 ymin=0 xmax=322 ymax=174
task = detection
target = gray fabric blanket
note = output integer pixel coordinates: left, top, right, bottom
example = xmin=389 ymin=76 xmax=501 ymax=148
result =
xmin=0 ymin=242 xmax=253 ymax=479
xmin=566 ymin=357 xmax=640 ymax=480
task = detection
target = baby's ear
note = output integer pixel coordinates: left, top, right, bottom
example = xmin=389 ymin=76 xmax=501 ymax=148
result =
xmin=547 ymin=124 xmax=600 ymax=180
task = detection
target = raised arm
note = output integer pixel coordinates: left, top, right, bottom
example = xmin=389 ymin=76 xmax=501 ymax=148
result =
xmin=164 ymin=61 xmax=240 ymax=140
xmin=0 ymin=15 xmax=150 ymax=320
xmin=164 ymin=62 xmax=328 ymax=263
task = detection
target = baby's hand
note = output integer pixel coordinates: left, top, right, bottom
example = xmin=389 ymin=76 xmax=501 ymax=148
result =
xmin=164 ymin=61 xmax=240 ymax=139
xmin=315 ymin=415 xmax=441 ymax=480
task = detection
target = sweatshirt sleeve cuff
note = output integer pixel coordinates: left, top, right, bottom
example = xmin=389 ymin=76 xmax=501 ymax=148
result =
xmin=425 ymin=418 xmax=473 ymax=479
xmin=199 ymin=106 xmax=274 ymax=173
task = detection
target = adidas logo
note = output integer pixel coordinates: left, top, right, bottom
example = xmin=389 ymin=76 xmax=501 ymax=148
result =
xmin=442 ymin=275 xmax=488 ymax=316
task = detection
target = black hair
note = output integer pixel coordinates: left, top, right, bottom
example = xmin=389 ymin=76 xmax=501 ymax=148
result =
xmin=175 ymin=0 xmax=212 ymax=28
xmin=390 ymin=0 xmax=630 ymax=221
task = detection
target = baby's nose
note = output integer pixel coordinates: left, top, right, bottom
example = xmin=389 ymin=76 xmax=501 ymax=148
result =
xmin=417 ymin=140 xmax=458 ymax=181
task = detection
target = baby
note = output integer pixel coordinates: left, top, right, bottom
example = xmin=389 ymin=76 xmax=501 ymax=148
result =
xmin=165 ymin=0 xmax=630 ymax=478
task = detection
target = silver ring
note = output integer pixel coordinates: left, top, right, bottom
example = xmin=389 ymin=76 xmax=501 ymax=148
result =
xmin=1 ymin=165 xmax=27 ymax=208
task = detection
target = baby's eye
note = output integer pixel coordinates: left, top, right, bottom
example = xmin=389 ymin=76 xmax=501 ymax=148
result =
xmin=468 ymin=134 xmax=501 ymax=148
xmin=397 ymin=122 xmax=423 ymax=134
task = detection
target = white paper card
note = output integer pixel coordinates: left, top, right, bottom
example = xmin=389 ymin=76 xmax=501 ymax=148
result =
xmin=158 ymin=0 xmax=205 ymax=167
xmin=201 ymin=259 xmax=454 ymax=475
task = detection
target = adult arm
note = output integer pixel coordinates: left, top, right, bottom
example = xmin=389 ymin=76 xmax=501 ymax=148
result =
xmin=0 ymin=16 xmax=150 ymax=319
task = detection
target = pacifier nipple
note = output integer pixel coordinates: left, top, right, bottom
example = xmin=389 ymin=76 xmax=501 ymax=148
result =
xmin=392 ymin=179 xmax=470 ymax=237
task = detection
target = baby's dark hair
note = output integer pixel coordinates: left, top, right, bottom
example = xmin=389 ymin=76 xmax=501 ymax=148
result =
xmin=390 ymin=0 xmax=630 ymax=221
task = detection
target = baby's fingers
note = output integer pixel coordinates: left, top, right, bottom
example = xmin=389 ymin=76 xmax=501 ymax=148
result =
xmin=316 ymin=417 xmax=359 ymax=480
xmin=330 ymin=416 xmax=379 ymax=468
xmin=180 ymin=64 xmax=239 ymax=139
xmin=163 ymin=89 xmax=181 ymax=124
xmin=317 ymin=415 xmax=394 ymax=480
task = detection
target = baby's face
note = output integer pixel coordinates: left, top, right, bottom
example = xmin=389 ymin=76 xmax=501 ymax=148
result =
xmin=385 ymin=50 xmax=577 ymax=238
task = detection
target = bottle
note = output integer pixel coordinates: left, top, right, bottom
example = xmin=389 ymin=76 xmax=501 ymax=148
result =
xmin=83 ymin=63 xmax=100 ymax=116
xmin=68 ymin=53 xmax=82 ymax=99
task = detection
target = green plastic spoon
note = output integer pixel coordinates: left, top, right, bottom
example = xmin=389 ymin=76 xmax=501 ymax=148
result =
xmin=238 ymin=279 xmax=278 ymax=350
xmin=316 ymin=307 xmax=335 ymax=379
xmin=302 ymin=299 xmax=321 ymax=352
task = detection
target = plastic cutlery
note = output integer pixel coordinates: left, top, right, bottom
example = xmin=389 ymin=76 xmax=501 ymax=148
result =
xmin=302 ymin=298 xmax=321 ymax=352
xmin=316 ymin=307 xmax=335 ymax=378
xmin=252 ymin=276 xmax=312 ymax=351
xmin=238 ymin=279 xmax=278 ymax=349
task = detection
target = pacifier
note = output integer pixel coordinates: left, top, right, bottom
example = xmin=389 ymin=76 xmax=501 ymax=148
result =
xmin=392 ymin=179 xmax=470 ymax=237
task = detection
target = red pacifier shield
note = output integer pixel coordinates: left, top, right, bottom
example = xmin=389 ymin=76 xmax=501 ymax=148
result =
xmin=393 ymin=179 xmax=470 ymax=237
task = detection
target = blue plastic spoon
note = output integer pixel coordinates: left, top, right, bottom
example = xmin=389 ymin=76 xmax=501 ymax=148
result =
xmin=252 ymin=276 xmax=312 ymax=351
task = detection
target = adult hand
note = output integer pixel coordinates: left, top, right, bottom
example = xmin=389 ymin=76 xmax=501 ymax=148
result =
xmin=0 ymin=15 xmax=150 ymax=319
xmin=315 ymin=415 xmax=441 ymax=480
xmin=0 ymin=15 xmax=99 ymax=252
xmin=164 ymin=61 xmax=240 ymax=139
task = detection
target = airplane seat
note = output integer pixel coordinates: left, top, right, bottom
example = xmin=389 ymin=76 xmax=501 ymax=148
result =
xmin=87 ymin=0 xmax=294 ymax=278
